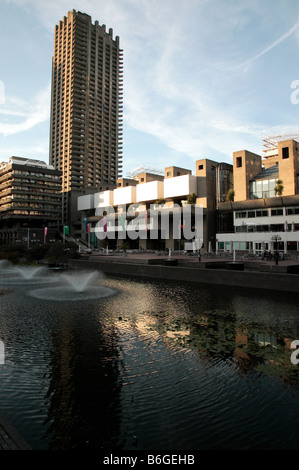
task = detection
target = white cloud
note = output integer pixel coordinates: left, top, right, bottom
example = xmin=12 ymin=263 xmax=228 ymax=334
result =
xmin=2 ymin=0 xmax=299 ymax=169
xmin=241 ymin=19 xmax=299 ymax=71
xmin=0 ymin=83 xmax=51 ymax=137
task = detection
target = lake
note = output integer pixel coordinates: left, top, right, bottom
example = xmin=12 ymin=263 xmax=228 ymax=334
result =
xmin=0 ymin=265 xmax=298 ymax=450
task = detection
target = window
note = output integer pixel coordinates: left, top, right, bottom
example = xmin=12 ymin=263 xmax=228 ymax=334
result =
xmin=287 ymin=242 xmax=298 ymax=251
xmin=250 ymin=178 xmax=276 ymax=199
xmin=256 ymin=210 xmax=268 ymax=217
xmin=236 ymin=225 xmax=247 ymax=232
xmin=235 ymin=211 xmax=247 ymax=218
xmin=271 ymin=208 xmax=283 ymax=216
xmin=286 ymin=206 xmax=299 ymax=215
xmin=282 ymin=147 xmax=289 ymax=159
xmin=198 ymin=165 xmax=203 ymax=170
xmin=236 ymin=157 xmax=242 ymax=168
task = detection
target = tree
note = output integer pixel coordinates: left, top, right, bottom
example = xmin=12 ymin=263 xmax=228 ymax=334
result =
xmin=186 ymin=192 xmax=197 ymax=205
xmin=274 ymin=179 xmax=284 ymax=196
xmin=226 ymin=189 xmax=235 ymax=202
xmin=155 ymin=198 xmax=166 ymax=206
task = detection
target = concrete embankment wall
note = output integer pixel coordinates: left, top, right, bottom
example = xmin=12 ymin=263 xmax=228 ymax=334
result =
xmin=67 ymin=258 xmax=299 ymax=293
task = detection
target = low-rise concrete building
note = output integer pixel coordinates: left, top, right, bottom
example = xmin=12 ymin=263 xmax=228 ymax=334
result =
xmin=78 ymin=160 xmax=233 ymax=252
xmin=0 ymin=157 xmax=62 ymax=245
xmin=216 ymin=137 xmax=299 ymax=255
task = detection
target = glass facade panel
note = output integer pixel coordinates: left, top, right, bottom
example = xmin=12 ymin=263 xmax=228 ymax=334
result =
xmin=250 ymin=178 xmax=277 ymax=199
xmin=256 ymin=181 xmax=262 ymax=196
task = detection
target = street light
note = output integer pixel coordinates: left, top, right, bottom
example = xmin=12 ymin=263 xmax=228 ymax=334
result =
xmin=271 ymin=234 xmax=282 ymax=250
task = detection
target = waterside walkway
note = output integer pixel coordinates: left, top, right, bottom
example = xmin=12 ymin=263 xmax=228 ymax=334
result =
xmin=68 ymin=251 xmax=299 ymax=293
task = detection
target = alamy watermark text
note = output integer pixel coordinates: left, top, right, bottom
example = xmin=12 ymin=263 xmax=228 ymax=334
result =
xmin=290 ymin=80 xmax=299 ymax=104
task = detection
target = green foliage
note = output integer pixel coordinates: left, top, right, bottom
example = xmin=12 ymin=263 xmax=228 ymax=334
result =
xmin=155 ymin=198 xmax=166 ymax=205
xmin=274 ymin=179 xmax=284 ymax=196
xmin=28 ymin=244 xmax=50 ymax=261
xmin=0 ymin=241 xmax=79 ymax=265
xmin=0 ymin=243 xmax=27 ymax=263
xmin=86 ymin=208 xmax=95 ymax=217
xmin=186 ymin=193 xmax=197 ymax=205
xmin=99 ymin=239 xmax=109 ymax=250
xmin=121 ymin=241 xmax=130 ymax=251
xmin=44 ymin=242 xmax=79 ymax=263
xmin=226 ymin=189 xmax=235 ymax=202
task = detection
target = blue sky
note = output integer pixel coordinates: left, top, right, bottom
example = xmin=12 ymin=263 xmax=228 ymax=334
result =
xmin=0 ymin=0 xmax=299 ymax=176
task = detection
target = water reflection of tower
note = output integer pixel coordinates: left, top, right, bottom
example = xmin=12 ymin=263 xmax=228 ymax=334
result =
xmin=45 ymin=306 xmax=122 ymax=449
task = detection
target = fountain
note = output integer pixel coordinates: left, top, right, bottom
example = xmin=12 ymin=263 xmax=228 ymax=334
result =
xmin=226 ymin=249 xmax=244 ymax=271
xmin=0 ymin=260 xmax=10 ymax=269
xmin=28 ymin=270 xmax=117 ymax=301
xmin=0 ymin=262 xmax=56 ymax=285
xmin=164 ymin=247 xmax=178 ymax=266
xmin=15 ymin=266 xmax=45 ymax=280
xmin=0 ymin=259 xmax=17 ymax=274
xmin=61 ymin=271 xmax=99 ymax=293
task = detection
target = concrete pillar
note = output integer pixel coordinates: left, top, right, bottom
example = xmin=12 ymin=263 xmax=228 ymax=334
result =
xmin=139 ymin=239 xmax=147 ymax=250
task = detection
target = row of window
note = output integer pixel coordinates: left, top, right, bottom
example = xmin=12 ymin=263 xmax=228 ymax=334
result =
xmin=218 ymin=241 xmax=299 ymax=251
xmin=1 ymin=210 xmax=60 ymax=217
xmin=235 ymin=223 xmax=299 ymax=232
xmin=235 ymin=207 xmax=299 ymax=218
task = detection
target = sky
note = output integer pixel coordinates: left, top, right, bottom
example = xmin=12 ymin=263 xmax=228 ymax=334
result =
xmin=0 ymin=0 xmax=299 ymax=177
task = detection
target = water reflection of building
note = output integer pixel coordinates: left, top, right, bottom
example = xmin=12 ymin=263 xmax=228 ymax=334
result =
xmin=45 ymin=306 xmax=122 ymax=449
xmin=127 ymin=285 xmax=299 ymax=388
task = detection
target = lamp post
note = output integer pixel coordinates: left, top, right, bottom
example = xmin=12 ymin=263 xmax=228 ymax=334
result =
xmin=271 ymin=234 xmax=282 ymax=265
xmin=271 ymin=234 xmax=282 ymax=250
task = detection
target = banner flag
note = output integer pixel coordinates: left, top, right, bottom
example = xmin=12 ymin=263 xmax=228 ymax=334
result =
xmin=145 ymin=211 xmax=149 ymax=231
xmin=119 ymin=214 xmax=125 ymax=231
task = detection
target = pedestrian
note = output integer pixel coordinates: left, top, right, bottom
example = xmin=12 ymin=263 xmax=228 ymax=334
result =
xmin=198 ymin=251 xmax=201 ymax=262
xmin=274 ymin=251 xmax=279 ymax=265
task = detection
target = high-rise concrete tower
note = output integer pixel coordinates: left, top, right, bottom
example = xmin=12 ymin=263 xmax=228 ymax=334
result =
xmin=49 ymin=10 xmax=123 ymax=202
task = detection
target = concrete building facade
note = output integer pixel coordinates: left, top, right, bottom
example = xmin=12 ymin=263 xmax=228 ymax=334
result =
xmin=0 ymin=157 xmax=62 ymax=245
xmin=49 ymin=9 xmax=123 ymax=225
xmin=216 ymin=138 xmax=299 ymax=255
xmin=78 ymin=160 xmax=233 ymax=252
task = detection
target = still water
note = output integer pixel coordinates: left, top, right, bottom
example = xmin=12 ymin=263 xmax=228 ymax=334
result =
xmin=0 ymin=266 xmax=299 ymax=450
